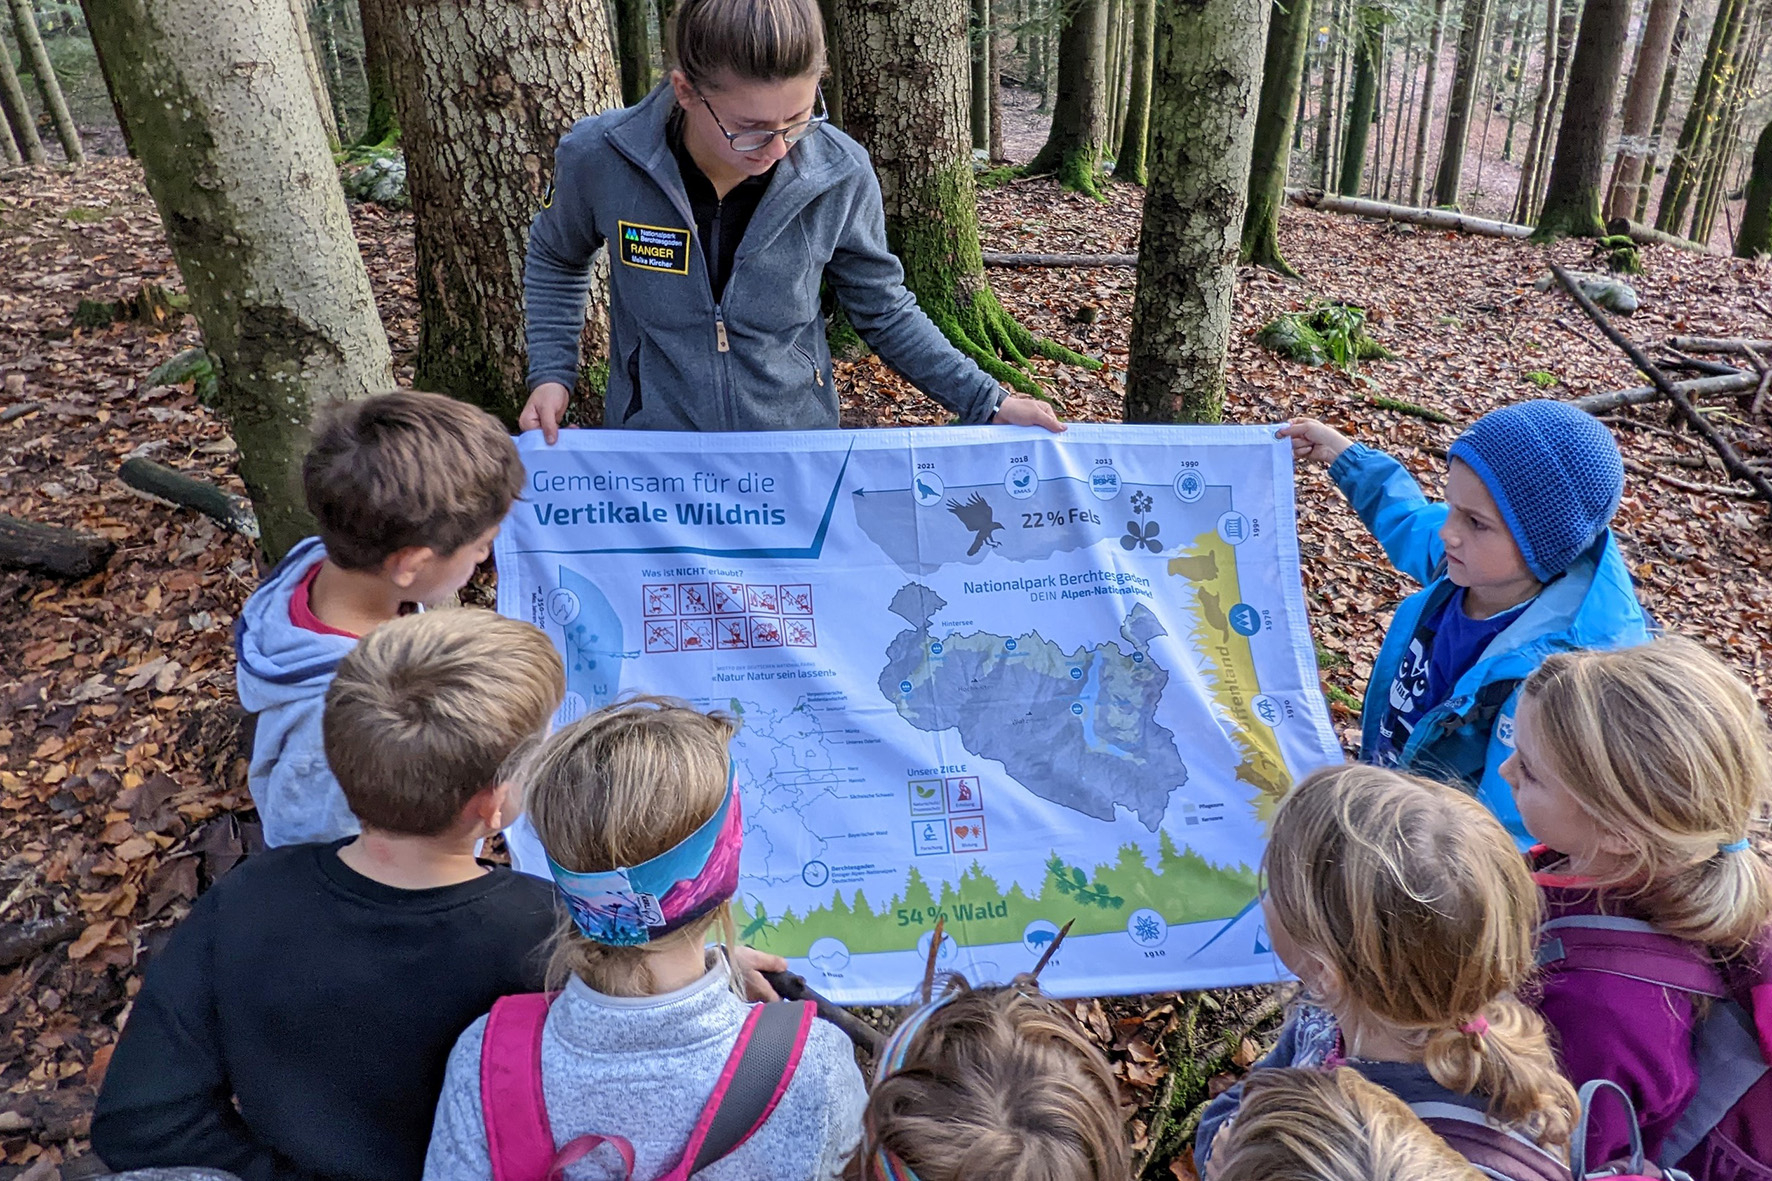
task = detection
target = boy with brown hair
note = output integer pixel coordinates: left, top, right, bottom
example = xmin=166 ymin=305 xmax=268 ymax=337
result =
xmin=95 ymin=610 xmax=566 ymax=1181
xmin=234 ymin=389 xmax=524 ymax=846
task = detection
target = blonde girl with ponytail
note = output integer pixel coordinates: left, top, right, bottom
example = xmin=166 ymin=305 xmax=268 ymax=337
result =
xmin=1194 ymin=764 xmax=1578 ymax=1178
xmin=1505 ymin=636 xmax=1772 ymax=1178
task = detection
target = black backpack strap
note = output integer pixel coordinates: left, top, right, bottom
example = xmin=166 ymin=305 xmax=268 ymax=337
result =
xmin=686 ymin=1000 xmax=816 ymax=1175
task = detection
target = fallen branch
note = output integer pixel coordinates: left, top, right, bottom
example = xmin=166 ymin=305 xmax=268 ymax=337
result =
xmin=1369 ymin=395 xmax=1457 ymax=424
xmin=0 ymin=401 xmax=42 ymax=424
xmin=1666 ymin=336 xmax=1772 ymax=357
xmin=1572 ymin=370 xmax=1760 ymax=413
xmin=1623 ymin=457 xmax=1757 ymax=499
xmin=1552 ymin=262 xmax=1772 ymax=504
xmin=0 ymin=915 xmax=80 ymax=969
xmin=119 ymin=458 xmax=259 ymax=538
xmin=760 ymin=969 xmax=883 ymax=1053
xmin=981 ymin=251 xmax=1139 ymax=268
xmin=0 ymin=514 xmax=116 ymax=578
xmin=1656 ymin=351 xmax=1746 ymax=377
xmin=1285 ymin=188 xmax=1535 ymax=240
xmin=1603 ymin=217 xmax=1713 ymax=255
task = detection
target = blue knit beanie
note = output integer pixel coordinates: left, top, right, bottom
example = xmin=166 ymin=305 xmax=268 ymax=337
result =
xmin=1447 ymin=400 xmax=1623 ymax=581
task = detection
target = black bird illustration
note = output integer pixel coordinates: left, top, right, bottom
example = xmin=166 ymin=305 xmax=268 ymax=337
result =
xmin=948 ymin=493 xmax=1005 ymax=556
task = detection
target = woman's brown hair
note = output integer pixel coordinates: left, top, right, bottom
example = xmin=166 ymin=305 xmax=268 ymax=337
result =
xmin=673 ymin=0 xmax=825 ymax=87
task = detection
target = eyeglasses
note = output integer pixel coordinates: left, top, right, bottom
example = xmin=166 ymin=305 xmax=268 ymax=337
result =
xmin=696 ymin=85 xmax=829 ymax=153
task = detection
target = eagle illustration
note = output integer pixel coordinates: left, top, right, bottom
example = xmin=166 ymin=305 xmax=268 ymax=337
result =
xmin=948 ymin=493 xmax=1005 ymax=556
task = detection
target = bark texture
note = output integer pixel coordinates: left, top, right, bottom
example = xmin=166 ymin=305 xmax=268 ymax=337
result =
xmin=972 ymin=0 xmax=990 ymax=148
xmin=1535 ymin=0 xmax=1633 ymax=237
xmin=1242 ymin=0 xmax=1313 ymax=271
xmin=1432 ymin=0 xmax=1493 ymax=205
xmin=1126 ymin=0 xmax=1269 ymax=422
xmin=1115 ymin=0 xmax=1154 ymax=183
xmin=1026 ymin=0 xmax=1108 ymax=195
xmin=1656 ymin=0 xmax=1748 ymax=233
xmin=363 ymin=0 xmax=621 ymax=425
xmin=1637 ymin=2 xmax=1690 ymax=220
xmin=835 ymin=0 xmax=1094 ymax=397
xmin=84 ymin=0 xmax=394 ymax=561
xmin=7 ymin=0 xmax=81 ymax=162
xmin=356 ymin=0 xmax=398 ymax=143
xmin=286 ymin=0 xmax=342 ymax=148
xmin=1336 ymin=10 xmax=1380 ymax=197
xmin=0 ymin=38 xmax=39 ymax=164
xmin=614 ymin=0 xmax=654 ymax=105
xmin=1407 ymin=0 xmax=1450 ymax=205
xmin=1738 ymin=117 xmax=1772 ymax=257
xmin=1605 ymin=0 xmax=1682 ymax=221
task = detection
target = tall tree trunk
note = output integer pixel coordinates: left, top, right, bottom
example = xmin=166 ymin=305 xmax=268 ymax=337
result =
xmin=1605 ymin=0 xmax=1680 ymax=219
xmin=318 ymin=1 xmax=353 ymax=141
xmin=814 ymin=0 xmax=841 ymax=127
xmin=971 ymin=0 xmax=990 ymax=149
xmin=660 ymin=0 xmax=679 ymax=63
xmin=1656 ymin=0 xmax=1747 ymax=232
xmin=1502 ymin=0 xmax=1537 ymax=160
xmin=1315 ymin=0 xmax=1345 ymax=187
xmin=83 ymin=0 xmax=394 ymax=560
xmin=1337 ymin=9 xmax=1380 ymax=196
xmin=74 ymin=0 xmax=136 ymax=156
xmin=834 ymin=0 xmax=1093 ymax=396
xmin=1109 ymin=0 xmax=1130 ymax=146
xmin=1636 ymin=0 xmax=1689 ymax=219
xmin=1692 ymin=2 xmax=1767 ymax=242
xmin=364 ymin=0 xmax=621 ymax=425
xmin=1382 ymin=27 xmax=1414 ymax=198
xmin=614 ymin=0 xmax=654 ymax=105
xmin=357 ymin=0 xmax=398 ymax=143
xmin=1125 ymin=0 xmax=1269 ymax=423
xmin=1028 ymin=0 xmax=1047 ymax=105
xmin=1114 ymin=0 xmax=1154 ymax=184
xmin=1513 ymin=0 xmax=1570 ymax=221
xmin=988 ymin=3 xmax=1004 ymax=161
xmin=1027 ymin=0 xmax=1108 ymax=195
xmin=1243 ymin=0 xmax=1313 ymax=270
xmin=1536 ymin=0 xmax=1634 ymax=236
xmin=1433 ymin=0 xmax=1494 ymax=205
xmin=1737 ymin=116 xmax=1772 ymax=256
xmin=0 ymin=27 xmax=45 ymax=164
xmin=1409 ymin=0 xmax=1450 ymax=204
xmin=7 ymin=0 xmax=83 ymax=163
xmin=0 ymin=98 xmax=18 ymax=164
xmin=286 ymin=0 xmax=343 ymax=149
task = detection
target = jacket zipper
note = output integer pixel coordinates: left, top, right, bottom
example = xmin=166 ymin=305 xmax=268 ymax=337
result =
xmin=793 ymin=342 xmax=823 ymax=386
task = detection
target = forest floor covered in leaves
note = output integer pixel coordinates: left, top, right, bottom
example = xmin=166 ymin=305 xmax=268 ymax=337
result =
xmin=2 ymin=157 xmax=1771 ymax=1178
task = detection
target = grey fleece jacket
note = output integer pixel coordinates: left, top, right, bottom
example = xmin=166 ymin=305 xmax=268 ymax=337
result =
xmin=525 ymin=84 xmax=1006 ymax=431
xmin=422 ymin=959 xmax=866 ymax=1181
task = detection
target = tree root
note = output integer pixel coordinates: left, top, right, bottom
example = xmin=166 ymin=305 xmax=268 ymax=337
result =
xmin=1137 ymin=989 xmax=1288 ymax=1179
xmin=938 ymin=283 xmax=1102 ymax=401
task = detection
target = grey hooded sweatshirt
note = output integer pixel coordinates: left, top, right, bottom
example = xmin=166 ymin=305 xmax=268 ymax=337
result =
xmin=525 ymin=84 xmax=1006 ymax=432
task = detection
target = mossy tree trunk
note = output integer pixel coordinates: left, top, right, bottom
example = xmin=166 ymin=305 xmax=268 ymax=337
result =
xmin=1336 ymin=8 xmax=1381 ymax=197
xmin=83 ymin=0 xmax=394 ymax=561
xmin=0 ymin=28 xmax=44 ymax=165
xmin=0 ymin=101 xmax=17 ymax=164
xmin=614 ymin=0 xmax=654 ymax=105
xmin=835 ymin=0 xmax=1097 ymax=398
xmin=1534 ymin=0 xmax=1632 ymax=238
xmin=1656 ymin=0 xmax=1747 ymax=233
xmin=356 ymin=0 xmax=398 ymax=144
xmin=1125 ymin=0 xmax=1269 ymax=423
xmin=1115 ymin=0 xmax=1154 ymax=183
xmin=1691 ymin=3 xmax=1768 ymax=242
xmin=1605 ymin=0 xmax=1682 ymax=221
xmin=362 ymin=0 xmax=621 ymax=426
xmin=1242 ymin=0 xmax=1313 ymax=271
xmin=1736 ymin=117 xmax=1772 ymax=256
xmin=7 ymin=0 xmax=82 ymax=163
xmin=1432 ymin=0 xmax=1493 ymax=205
xmin=1026 ymin=0 xmax=1108 ymax=196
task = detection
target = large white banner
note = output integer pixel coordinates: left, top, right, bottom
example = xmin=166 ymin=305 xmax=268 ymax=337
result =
xmin=496 ymin=424 xmax=1340 ymax=1003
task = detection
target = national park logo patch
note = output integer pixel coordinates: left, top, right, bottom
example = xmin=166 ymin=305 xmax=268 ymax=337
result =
xmin=617 ymin=221 xmax=691 ymax=275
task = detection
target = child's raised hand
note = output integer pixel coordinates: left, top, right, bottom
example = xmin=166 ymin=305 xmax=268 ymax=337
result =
xmin=730 ymin=944 xmax=788 ymax=1002
xmin=1277 ymin=418 xmax=1355 ymax=465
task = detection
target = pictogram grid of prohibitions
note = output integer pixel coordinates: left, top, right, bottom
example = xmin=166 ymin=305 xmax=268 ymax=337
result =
xmin=641 ymin=581 xmax=817 ymax=653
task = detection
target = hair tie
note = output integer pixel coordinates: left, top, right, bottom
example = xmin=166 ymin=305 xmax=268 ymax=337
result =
xmin=1460 ymin=1016 xmax=1490 ymax=1037
xmin=1720 ymin=837 xmax=1751 ymax=855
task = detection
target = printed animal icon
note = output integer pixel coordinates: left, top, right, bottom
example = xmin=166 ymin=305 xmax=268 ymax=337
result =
xmin=916 ymin=476 xmax=939 ymax=500
xmin=1025 ymin=928 xmax=1057 ymax=949
xmin=947 ymin=493 xmax=1005 ymax=556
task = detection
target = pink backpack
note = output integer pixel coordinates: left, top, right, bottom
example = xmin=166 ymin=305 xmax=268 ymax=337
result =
xmin=479 ymin=993 xmax=815 ymax=1181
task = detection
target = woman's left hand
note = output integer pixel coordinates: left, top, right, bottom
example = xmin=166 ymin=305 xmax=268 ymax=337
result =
xmin=993 ymin=394 xmax=1067 ymax=433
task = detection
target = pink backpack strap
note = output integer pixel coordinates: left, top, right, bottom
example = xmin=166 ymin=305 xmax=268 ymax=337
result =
xmin=659 ymin=1000 xmax=817 ymax=1181
xmin=482 ymin=993 xmax=562 ymax=1181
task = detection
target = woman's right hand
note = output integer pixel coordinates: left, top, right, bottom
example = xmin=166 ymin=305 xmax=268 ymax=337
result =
xmin=1277 ymin=418 xmax=1355 ymax=465
xmin=519 ymin=382 xmax=572 ymax=444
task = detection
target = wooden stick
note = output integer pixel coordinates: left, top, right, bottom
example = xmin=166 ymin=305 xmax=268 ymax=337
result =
xmin=1572 ymin=370 xmax=1759 ymax=413
xmin=1665 ymin=336 xmax=1772 ymax=356
xmin=119 ymin=458 xmax=259 ymax=538
xmin=0 ymin=401 xmax=40 ymax=423
xmin=981 ymin=251 xmax=1139 ymax=268
xmin=1602 ymin=216 xmax=1713 ymax=254
xmin=1551 ymin=261 xmax=1772 ymax=503
xmin=0 ymin=916 xmax=80 ymax=969
xmin=0 ymin=514 xmax=115 ymax=578
xmin=1284 ymin=188 xmax=1537 ymax=239
xmin=759 ymin=969 xmax=884 ymax=1052
xmin=1623 ymin=457 xmax=1757 ymax=499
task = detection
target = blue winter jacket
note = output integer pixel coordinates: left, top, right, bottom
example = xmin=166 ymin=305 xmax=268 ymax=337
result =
xmin=234 ymin=537 xmax=360 ymax=847
xmin=1329 ymin=443 xmax=1652 ymax=845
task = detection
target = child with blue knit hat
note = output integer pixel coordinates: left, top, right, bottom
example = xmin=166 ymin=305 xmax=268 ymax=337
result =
xmin=1282 ymin=400 xmax=1651 ymax=844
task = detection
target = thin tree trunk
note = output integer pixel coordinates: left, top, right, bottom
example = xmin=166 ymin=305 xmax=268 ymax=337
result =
xmin=1243 ymin=0 xmax=1314 ymax=270
xmin=1657 ymin=0 xmax=1747 ymax=232
xmin=1386 ymin=27 xmax=1418 ymax=199
xmin=1409 ymin=0 xmax=1450 ymax=205
xmin=0 ymin=25 xmax=44 ymax=164
xmin=364 ymin=0 xmax=622 ymax=424
xmin=1606 ymin=0 xmax=1683 ymax=219
xmin=988 ymin=2 xmax=1004 ymax=161
xmin=972 ymin=0 xmax=990 ymax=148
xmin=1737 ymin=116 xmax=1772 ymax=255
xmin=1514 ymin=0 xmax=1571 ymax=221
xmin=84 ymin=0 xmax=394 ymax=559
xmin=1368 ymin=39 xmax=1388 ymax=196
xmin=1315 ymin=0 xmax=1345 ymax=187
xmin=7 ymin=0 xmax=82 ymax=163
xmin=1028 ymin=0 xmax=1047 ymax=105
xmin=73 ymin=0 xmax=135 ymax=156
xmin=614 ymin=0 xmax=653 ymax=105
xmin=0 ymin=99 xmax=18 ymax=164
xmin=1536 ymin=0 xmax=1634 ymax=236
xmin=834 ymin=0 xmax=1093 ymax=395
xmin=1338 ymin=10 xmax=1380 ymax=196
xmin=319 ymin=1 xmax=353 ymax=142
xmin=357 ymin=0 xmax=398 ymax=143
xmin=660 ymin=0 xmax=679 ymax=63
xmin=1692 ymin=2 xmax=1767 ymax=242
xmin=1636 ymin=0 xmax=1690 ymax=220
xmin=1433 ymin=0 xmax=1494 ymax=205
xmin=1027 ymin=0 xmax=1108 ymax=195
xmin=1104 ymin=0 xmax=1122 ymax=147
xmin=1502 ymin=0 xmax=1537 ymax=160
xmin=1115 ymin=0 xmax=1154 ymax=183
xmin=286 ymin=0 xmax=342 ymax=148
xmin=1126 ymin=0 xmax=1270 ymax=422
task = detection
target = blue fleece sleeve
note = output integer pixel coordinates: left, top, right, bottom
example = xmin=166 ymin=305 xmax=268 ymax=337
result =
xmin=822 ymin=164 xmax=1005 ymax=425
xmin=524 ymin=120 xmax=607 ymax=394
xmin=1328 ymin=443 xmax=1449 ymax=587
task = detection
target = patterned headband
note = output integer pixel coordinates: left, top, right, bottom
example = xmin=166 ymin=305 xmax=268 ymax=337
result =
xmin=869 ymin=991 xmax=962 ymax=1181
xmin=547 ymin=761 xmax=743 ymax=946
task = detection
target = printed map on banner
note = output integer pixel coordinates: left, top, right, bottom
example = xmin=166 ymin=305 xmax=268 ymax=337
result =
xmin=495 ymin=425 xmax=1342 ymax=1003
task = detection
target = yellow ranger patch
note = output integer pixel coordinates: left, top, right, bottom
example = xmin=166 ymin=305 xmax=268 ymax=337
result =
xmin=617 ymin=220 xmax=691 ymax=275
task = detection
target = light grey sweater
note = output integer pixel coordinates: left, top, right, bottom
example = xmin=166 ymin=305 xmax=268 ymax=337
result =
xmin=423 ymin=959 xmax=866 ymax=1181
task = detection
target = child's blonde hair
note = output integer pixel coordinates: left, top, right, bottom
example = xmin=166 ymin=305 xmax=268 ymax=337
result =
xmin=1213 ymin=1068 xmax=1486 ymax=1181
xmin=519 ymin=695 xmax=738 ymax=996
xmin=857 ymin=980 xmax=1128 ymax=1181
xmin=1520 ymin=636 xmax=1772 ymax=949
xmin=1265 ymin=765 xmax=1578 ymax=1147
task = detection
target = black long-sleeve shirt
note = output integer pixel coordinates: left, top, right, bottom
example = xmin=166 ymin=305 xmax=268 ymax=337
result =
xmin=93 ymin=840 xmax=556 ymax=1181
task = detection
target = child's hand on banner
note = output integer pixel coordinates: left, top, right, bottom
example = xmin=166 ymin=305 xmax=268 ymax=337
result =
xmin=1277 ymin=418 xmax=1353 ymax=465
